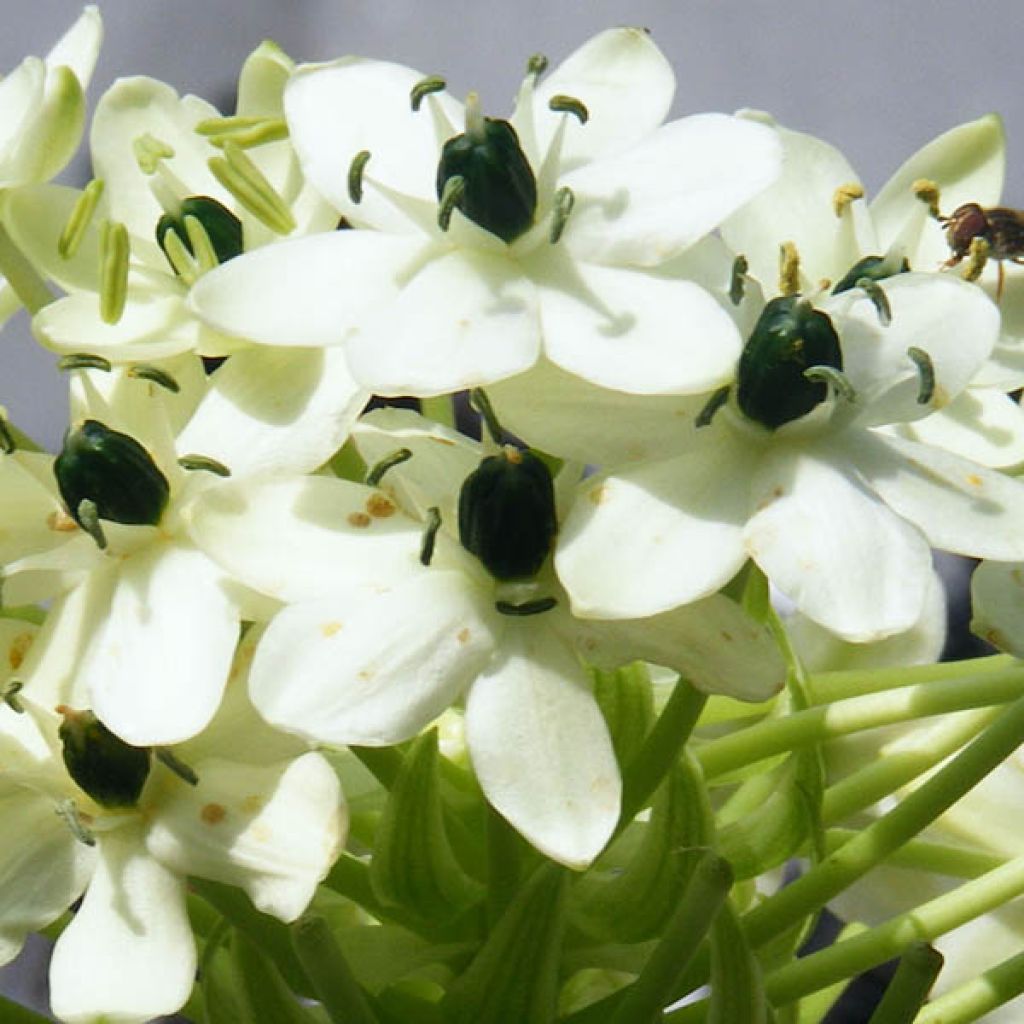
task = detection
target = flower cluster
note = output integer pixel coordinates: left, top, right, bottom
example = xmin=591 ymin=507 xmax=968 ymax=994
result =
xmin=3 ymin=8 xmax=1024 ymax=1023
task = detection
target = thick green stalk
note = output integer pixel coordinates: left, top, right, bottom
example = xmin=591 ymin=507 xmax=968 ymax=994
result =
xmin=0 ymin=221 xmax=53 ymax=313
xmin=916 ymin=947 xmax=1024 ymax=1023
xmin=420 ymin=395 xmax=456 ymax=429
xmin=866 ymin=941 xmax=943 ymax=1024
xmin=823 ymin=829 xmax=1004 ymax=879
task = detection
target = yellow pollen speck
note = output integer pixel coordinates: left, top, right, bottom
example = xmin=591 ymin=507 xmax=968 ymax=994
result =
xmin=321 ymin=621 xmax=343 ymax=637
xmin=48 ymin=509 xmax=78 ymax=532
xmin=8 ymin=632 xmax=33 ymax=670
xmin=832 ymin=182 xmax=864 ymax=217
xmin=457 ymin=627 xmax=471 ymax=645
xmin=366 ymin=494 xmax=396 ymax=518
xmin=588 ymin=484 xmax=608 ymax=505
xmin=358 ymin=668 xmax=376 ymax=682
xmin=432 ymin=437 xmax=456 ymax=447
xmin=966 ymin=474 xmax=983 ymax=488
xmin=347 ymin=511 xmax=372 ymax=528
xmin=201 ymin=803 xmax=227 ymax=825
xmin=242 ymin=795 xmax=264 ymax=814
xmin=503 ymin=444 xmax=523 ymax=465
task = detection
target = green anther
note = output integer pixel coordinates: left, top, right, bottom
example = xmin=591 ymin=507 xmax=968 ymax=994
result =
xmin=410 ymin=76 xmax=446 ymax=112
xmin=155 ymin=747 xmax=199 ymax=786
xmin=495 ymin=596 xmax=558 ymax=616
xmin=437 ymin=174 xmax=466 ymax=232
xmin=365 ymin=447 xmax=412 ymax=487
xmin=58 ymin=178 xmax=104 ymax=260
xmin=127 ymin=364 xmax=180 ymax=392
xmin=99 ymin=220 xmax=130 ymax=325
xmin=58 ymin=353 xmax=112 ymax=373
xmin=527 ymin=54 xmax=549 ymax=78
xmin=0 ymin=416 xmax=14 ymax=455
xmin=348 ymin=149 xmax=371 ymax=204
xmin=132 ymin=132 xmax=176 ymax=175
xmin=696 ymin=385 xmax=731 ymax=429
xmin=2 ymin=678 xmax=24 ymax=713
xmin=832 ymin=249 xmax=911 ymax=295
xmin=55 ymin=798 xmax=96 ymax=847
xmin=804 ymin=364 xmax=857 ymax=403
xmin=729 ymin=254 xmax=749 ymax=306
xmin=178 ymin=454 xmax=231 ymax=477
xmin=548 ymin=94 xmax=589 ymax=124
xmin=194 ymin=114 xmax=288 ymax=149
xmin=549 ymin=186 xmax=575 ymax=244
xmin=469 ymin=387 xmax=504 ymax=443
xmin=856 ymin=276 xmax=892 ymax=326
xmin=76 ymin=498 xmax=107 ymax=550
xmin=907 ymin=346 xmax=936 ymax=405
xmin=159 ymin=227 xmax=198 ymax=285
xmin=183 ymin=214 xmax=220 ymax=274
xmin=420 ymin=506 xmax=442 ymax=566
xmin=208 ymin=141 xmax=296 ymax=235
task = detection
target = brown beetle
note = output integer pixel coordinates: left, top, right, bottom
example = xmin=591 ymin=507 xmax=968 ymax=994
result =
xmin=942 ymin=202 xmax=1024 ymax=299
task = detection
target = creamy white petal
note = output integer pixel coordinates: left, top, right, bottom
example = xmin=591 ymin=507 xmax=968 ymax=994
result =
xmin=744 ymin=443 xmax=932 ymax=641
xmin=46 ymin=6 xmax=103 ymax=87
xmin=970 ymin=560 xmax=1024 ymax=657
xmin=0 ymin=59 xmax=43 ymax=174
xmin=187 ymin=475 xmax=423 ymax=602
xmin=557 ymin=439 xmax=754 ymax=619
xmin=535 ymin=252 xmax=742 ymax=394
xmin=0 ymin=451 xmax=67 ymax=565
xmin=250 ymin=571 xmax=496 ymax=746
xmin=560 ymin=113 xmax=782 ymax=267
xmin=49 ymin=826 xmax=195 ymax=1024
xmin=842 ymin=430 xmax=1024 ymax=561
xmin=465 ymin=620 xmax=620 ymax=868
xmin=189 ymin=230 xmax=426 ymax=348
xmin=145 ymin=752 xmax=344 ymax=922
xmin=348 ymin=246 xmax=541 ymax=396
xmin=83 ymin=541 xmax=239 ymax=745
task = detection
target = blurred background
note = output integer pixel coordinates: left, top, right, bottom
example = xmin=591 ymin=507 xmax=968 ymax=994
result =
xmin=0 ymin=2 xmax=1018 ymax=1020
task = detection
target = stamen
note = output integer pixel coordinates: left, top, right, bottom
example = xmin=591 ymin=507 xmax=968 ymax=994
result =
xmin=469 ymin=387 xmax=504 ymax=444
xmin=159 ymin=228 xmax=198 ymax=285
xmin=729 ymin=254 xmax=749 ymax=306
xmin=548 ymin=95 xmax=589 ymax=125
xmin=779 ymin=240 xmax=801 ymax=296
xmin=907 ymin=346 xmax=936 ymax=404
xmin=1 ymin=678 xmax=24 ymax=713
xmin=855 ymin=276 xmax=892 ymax=326
xmin=58 ymin=179 xmax=104 ymax=260
xmin=76 ymin=498 xmax=108 ymax=551
xmin=178 ymin=454 xmax=231 ymax=477
xmin=437 ymin=174 xmax=466 ymax=232
xmin=696 ymin=385 xmax=731 ymax=428
xmin=803 ymin=364 xmax=857 ymax=403
xmin=548 ymin=186 xmax=575 ymax=244
xmin=0 ymin=415 xmax=14 ymax=455
xmin=58 ymin=353 xmax=112 ymax=373
xmin=155 ymin=747 xmax=199 ymax=786
xmin=183 ymin=214 xmax=220 ymax=274
xmin=55 ymin=798 xmax=96 ymax=847
xmin=208 ymin=142 xmax=296 ymax=235
xmin=526 ymin=54 xmax=549 ymax=79
xmin=410 ymin=76 xmax=446 ymax=112
xmin=365 ymin=447 xmax=413 ymax=488
xmin=348 ymin=150 xmax=371 ymax=204
xmin=495 ymin=596 xmax=558 ymax=616
xmin=99 ymin=220 xmax=130 ymax=325
xmin=194 ymin=115 xmax=288 ymax=149
xmin=128 ymin=364 xmax=180 ymax=393
xmin=420 ymin=506 xmax=442 ymax=566
xmin=832 ymin=182 xmax=864 ymax=217
xmin=912 ymin=178 xmax=942 ymax=220
xmin=464 ymin=91 xmax=486 ymax=143
xmin=962 ymin=236 xmax=990 ymax=282
xmin=132 ymin=133 xmax=176 ymax=175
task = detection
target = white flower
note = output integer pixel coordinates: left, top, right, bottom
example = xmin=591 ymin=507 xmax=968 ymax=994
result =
xmin=188 ymin=408 xmax=784 ymax=868
xmin=189 ymin=28 xmax=782 ymax=398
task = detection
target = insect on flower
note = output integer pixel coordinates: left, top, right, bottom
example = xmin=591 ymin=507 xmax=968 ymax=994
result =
xmin=942 ymin=202 xmax=1024 ymax=300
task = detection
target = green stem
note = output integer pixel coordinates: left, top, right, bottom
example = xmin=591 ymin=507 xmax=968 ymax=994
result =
xmin=0 ymin=995 xmax=52 ymax=1023
xmin=619 ymin=676 xmax=707 ymax=828
xmin=697 ymin=667 xmax=1024 ymax=779
xmin=824 ymin=828 xmax=1004 ymax=880
xmin=763 ymin=852 xmax=1024 ymax=1005
xmin=351 ymin=745 xmax=405 ymax=789
xmin=0 ymin=222 xmax=53 ymax=313
xmin=916 ymin=947 xmax=1024 ymax=1024
xmin=866 ymin=941 xmax=943 ymax=1024
xmin=742 ymin=694 xmax=1024 ymax=951
xmin=486 ymin=804 xmax=522 ymax=926
xmin=291 ymin=915 xmax=381 ymax=1024
xmin=420 ymin=394 xmax=456 ymax=429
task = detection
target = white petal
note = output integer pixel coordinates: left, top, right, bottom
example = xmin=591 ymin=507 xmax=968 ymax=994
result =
xmin=0 ymin=59 xmax=43 ymax=173
xmin=556 ymin=441 xmax=753 ymax=619
xmin=466 ymin=620 xmax=620 ymax=868
xmin=189 ymin=230 xmax=425 ymax=348
xmin=0 ymin=789 xmax=94 ymax=966
xmin=285 ymin=57 xmax=462 ymax=231
xmin=744 ymin=443 xmax=932 ymax=641
xmin=45 ymin=6 xmax=103 ymax=88
xmin=348 ymin=247 xmax=541 ymax=396
xmin=187 ymin=475 xmax=423 ymax=602
xmin=49 ymin=827 xmax=195 ymax=1024
xmin=971 ymin=560 xmax=1024 ymax=657
xmin=177 ymin=346 xmax=367 ymax=478
xmin=525 ymin=28 xmax=674 ymax=171
xmin=83 ymin=542 xmax=239 ymax=745
xmin=843 ymin=430 xmax=1024 ymax=561
xmin=0 ymin=451 xmax=66 ymax=565
xmin=536 ymin=252 xmax=741 ymax=394
xmin=250 ymin=571 xmax=496 ymax=746
xmin=560 ymin=113 xmax=782 ymax=267
xmin=145 ymin=752 xmax=344 ymax=922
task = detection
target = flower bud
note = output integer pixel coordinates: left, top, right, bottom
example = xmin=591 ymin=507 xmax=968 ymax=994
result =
xmin=157 ymin=195 xmax=244 ymax=267
xmin=57 ymin=707 xmax=151 ymax=809
xmin=458 ymin=447 xmax=556 ymax=581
